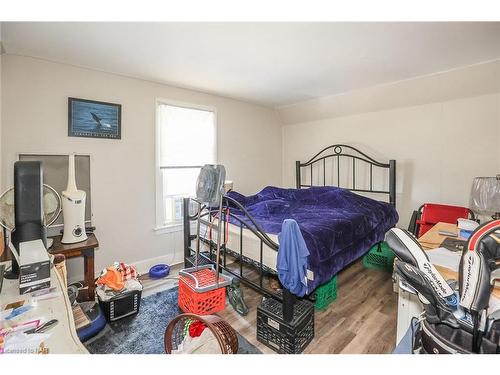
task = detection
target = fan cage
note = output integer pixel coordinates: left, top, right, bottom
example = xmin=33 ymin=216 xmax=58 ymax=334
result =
xmin=0 ymin=184 xmax=61 ymax=231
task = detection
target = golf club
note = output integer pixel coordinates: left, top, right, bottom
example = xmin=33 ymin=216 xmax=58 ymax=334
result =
xmin=394 ymin=260 xmax=459 ymax=328
xmin=386 ymin=228 xmax=456 ymax=300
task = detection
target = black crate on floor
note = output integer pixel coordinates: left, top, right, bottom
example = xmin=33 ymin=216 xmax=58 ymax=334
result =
xmin=257 ymin=295 xmax=314 ymax=354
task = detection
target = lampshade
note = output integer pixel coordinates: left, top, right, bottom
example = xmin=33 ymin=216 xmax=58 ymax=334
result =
xmin=470 ymin=175 xmax=500 ymax=215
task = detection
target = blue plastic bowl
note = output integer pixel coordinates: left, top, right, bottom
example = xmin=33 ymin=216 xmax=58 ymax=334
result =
xmin=149 ymin=264 xmax=170 ymax=279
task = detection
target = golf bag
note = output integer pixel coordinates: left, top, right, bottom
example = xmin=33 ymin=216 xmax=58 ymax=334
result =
xmin=386 ymin=222 xmax=500 ymax=354
xmin=417 ymin=320 xmax=498 ymax=354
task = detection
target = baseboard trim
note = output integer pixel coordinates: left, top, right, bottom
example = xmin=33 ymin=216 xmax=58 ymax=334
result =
xmin=130 ymin=255 xmax=183 ymax=276
xmin=66 ymin=255 xmax=183 ymax=285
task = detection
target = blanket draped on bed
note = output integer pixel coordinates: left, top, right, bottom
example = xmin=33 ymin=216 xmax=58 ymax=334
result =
xmin=277 ymin=219 xmax=310 ymax=296
xmin=226 ymin=186 xmax=399 ymax=293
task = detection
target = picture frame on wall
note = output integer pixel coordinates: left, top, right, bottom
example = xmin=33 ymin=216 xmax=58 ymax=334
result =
xmin=68 ymin=97 xmax=121 ymax=139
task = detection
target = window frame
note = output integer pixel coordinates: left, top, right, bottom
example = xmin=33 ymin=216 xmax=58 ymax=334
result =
xmin=154 ymin=98 xmax=218 ymax=233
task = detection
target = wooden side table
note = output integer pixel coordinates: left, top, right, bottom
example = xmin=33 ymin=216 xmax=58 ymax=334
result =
xmin=48 ymin=233 xmax=99 ymax=301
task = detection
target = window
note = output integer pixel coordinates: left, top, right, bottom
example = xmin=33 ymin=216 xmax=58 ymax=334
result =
xmin=155 ymin=100 xmax=216 ymax=228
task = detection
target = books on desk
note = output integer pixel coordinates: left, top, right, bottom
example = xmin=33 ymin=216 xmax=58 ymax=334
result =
xmin=420 ymin=237 xmax=466 ymax=253
xmin=440 ymin=237 xmax=467 ymax=253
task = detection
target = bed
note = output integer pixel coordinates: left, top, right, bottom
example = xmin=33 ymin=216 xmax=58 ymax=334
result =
xmin=183 ymin=144 xmax=398 ymax=319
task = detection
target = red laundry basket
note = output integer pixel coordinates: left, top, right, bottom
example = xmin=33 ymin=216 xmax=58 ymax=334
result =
xmin=178 ymin=269 xmax=227 ymax=315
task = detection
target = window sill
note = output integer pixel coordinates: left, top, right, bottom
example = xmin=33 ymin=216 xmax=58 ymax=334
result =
xmin=154 ymin=223 xmax=183 ymax=235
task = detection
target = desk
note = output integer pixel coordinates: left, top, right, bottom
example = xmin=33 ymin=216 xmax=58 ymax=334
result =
xmin=49 ymin=234 xmax=99 ymax=301
xmin=418 ymin=222 xmax=460 ymax=250
xmin=1 ymin=261 xmax=88 ymax=354
xmin=418 ymin=222 xmax=500 ymax=298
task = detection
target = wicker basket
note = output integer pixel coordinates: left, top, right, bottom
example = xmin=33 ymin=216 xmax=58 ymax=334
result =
xmin=164 ymin=313 xmax=238 ymax=354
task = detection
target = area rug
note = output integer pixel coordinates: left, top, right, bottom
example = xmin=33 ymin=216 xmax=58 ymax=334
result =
xmin=84 ymin=286 xmax=261 ymax=354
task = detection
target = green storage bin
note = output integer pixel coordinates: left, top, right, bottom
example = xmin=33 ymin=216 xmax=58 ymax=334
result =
xmin=314 ymin=275 xmax=337 ymax=310
xmin=362 ymin=242 xmax=395 ymax=272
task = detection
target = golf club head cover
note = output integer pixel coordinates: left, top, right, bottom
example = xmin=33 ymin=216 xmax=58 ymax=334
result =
xmin=385 ymin=228 xmax=455 ymax=299
xmin=394 ymin=260 xmax=459 ymax=328
xmin=459 ymin=219 xmax=500 ymax=313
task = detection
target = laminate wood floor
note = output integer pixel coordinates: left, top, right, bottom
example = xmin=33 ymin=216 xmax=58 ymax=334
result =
xmin=217 ymin=259 xmax=398 ymax=354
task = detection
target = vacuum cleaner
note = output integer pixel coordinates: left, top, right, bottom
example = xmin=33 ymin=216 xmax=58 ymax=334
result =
xmin=386 ymin=223 xmax=500 ymax=354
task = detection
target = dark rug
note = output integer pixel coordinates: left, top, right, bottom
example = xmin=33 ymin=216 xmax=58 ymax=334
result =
xmin=84 ymin=286 xmax=261 ymax=354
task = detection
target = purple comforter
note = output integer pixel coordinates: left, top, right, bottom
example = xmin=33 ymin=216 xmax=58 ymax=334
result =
xmin=226 ymin=186 xmax=399 ymax=292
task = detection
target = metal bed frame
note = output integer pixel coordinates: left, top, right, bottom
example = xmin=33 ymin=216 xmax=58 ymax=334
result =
xmin=296 ymin=144 xmax=396 ymax=206
xmin=183 ymin=144 xmax=396 ymax=322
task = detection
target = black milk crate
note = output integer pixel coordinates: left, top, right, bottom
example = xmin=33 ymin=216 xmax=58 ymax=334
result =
xmin=257 ymin=295 xmax=314 ymax=354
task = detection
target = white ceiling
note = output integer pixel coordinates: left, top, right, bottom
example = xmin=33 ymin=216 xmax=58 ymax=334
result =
xmin=2 ymin=22 xmax=500 ymax=107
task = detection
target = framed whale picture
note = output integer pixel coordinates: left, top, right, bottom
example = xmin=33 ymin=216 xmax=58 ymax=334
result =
xmin=68 ymin=97 xmax=121 ymax=139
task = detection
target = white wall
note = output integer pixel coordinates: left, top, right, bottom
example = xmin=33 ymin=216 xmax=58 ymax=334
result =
xmin=1 ymin=55 xmax=282 ymax=280
xmin=279 ymin=60 xmax=500 ymax=126
xmin=0 ymin=24 xmax=3 ymax=190
xmin=281 ymin=80 xmax=500 ymax=227
xmin=0 ymin=53 xmax=2 ymax=190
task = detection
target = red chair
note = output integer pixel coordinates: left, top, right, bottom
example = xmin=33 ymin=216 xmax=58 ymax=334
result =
xmin=409 ymin=203 xmax=475 ymax=238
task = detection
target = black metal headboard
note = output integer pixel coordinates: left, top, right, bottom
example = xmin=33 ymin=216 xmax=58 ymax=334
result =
xmin=295 ymin=144 xmax=396 ymax=207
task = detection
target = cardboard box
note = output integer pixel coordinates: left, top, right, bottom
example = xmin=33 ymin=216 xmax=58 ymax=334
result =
xmin=19 ymin=239 xmax=50 ymax=294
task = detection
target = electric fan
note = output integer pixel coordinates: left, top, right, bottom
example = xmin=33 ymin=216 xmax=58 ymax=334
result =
xmin=0 ymin=184 xmax=62 ymax=234
xmin=195 ymin=164 xmax=226 ymax=206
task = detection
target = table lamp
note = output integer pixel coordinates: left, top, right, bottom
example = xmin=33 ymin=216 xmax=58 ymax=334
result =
xmin=470 ymin=175 xmax=500 ymax=220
